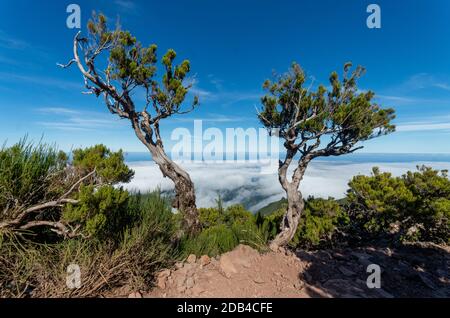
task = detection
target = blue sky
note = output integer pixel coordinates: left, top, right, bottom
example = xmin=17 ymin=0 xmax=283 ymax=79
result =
xmin=0 ymin=0 xmax=450 ymax=153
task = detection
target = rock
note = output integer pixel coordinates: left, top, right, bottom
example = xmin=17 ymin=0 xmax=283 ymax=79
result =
xmin=187 ymin=254 xmax=197 ymax=264
xmin=191 ymin=285 xmax=205 ymax=296
xmin=199 ymin=255 xmax=211 ymax=266
xmin=186 ymin=277 xmax=195 ymax=289
xmin=183 ymin=263 xmax=195 ymax=273
xmin=175 ymin=262 xmax=183 ymax=269
xmin=177 ymin=286 xmax=186 ymax=293
xmin=253 ymin=276 xmax=265 ymax=284
xmin=158 ymin=269 xmax=171 ymax=279
xmin=176 ymin=275 xmax=186 ymax=287
xmin=293 ymin=281 xmax=304 ymax=290
xmin=417 ymin=272 xmax=438 ymax=290
xmin=128 ymin=291 xmax=142 ymax=298
xmin=338 ymin=266 xmax=356 ymax=277
xmin=219 ymin=254 xmax=238 ymax=278
xmin=157 ymin=277 xmax=167 ymax=289
xmin=374 ymin=288 xmax=394 ymax=298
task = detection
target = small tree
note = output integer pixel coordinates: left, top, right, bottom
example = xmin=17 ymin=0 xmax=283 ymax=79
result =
xmin=258 ymin=62 xmax=395 ymax=247
xmin=0 ymin=141 xmax=133 ymax=239
xmin=59 ymin=14 xmax=200 ymax=234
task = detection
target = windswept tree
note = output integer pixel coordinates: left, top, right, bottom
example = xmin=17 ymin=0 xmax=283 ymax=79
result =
xmin=258 ymin=62 xmax=395 ymax=247
xmin=59 ymin=14 xmax=200 ymax=234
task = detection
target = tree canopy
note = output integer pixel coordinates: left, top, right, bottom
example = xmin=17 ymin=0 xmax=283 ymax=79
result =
xmin=259 ymin=62 xmax=396 ymax=159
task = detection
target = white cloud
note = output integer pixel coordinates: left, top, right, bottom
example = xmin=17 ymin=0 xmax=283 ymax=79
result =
xmin=0 ymin=30 xmax=29 ymax=50
xmin=122 ymin=160 xmax=450 ymax=212
xmin=37 ymin=107 xmax=80 ymax=115
xmin=35 ymin=108 xmax=126 ymax=132
xmin=0 ymin=72 xmax=81 ymax=90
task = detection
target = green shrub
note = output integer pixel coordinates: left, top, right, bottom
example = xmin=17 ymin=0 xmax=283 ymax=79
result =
xmin=63 ymin=185 xmax=131 ymax=241
xmin=181 ymin=224 xmax=238 ymax=257
xmin=0 ymin=140 xmax=67 ymax=220
xmin=0 ymin=190 xmax=177 ymax=297
xmin=182 ymin=204 xmax=266 ymax=257
xmin=347 ymin=166 xmax=450 ymax=244
xmin=292 ymin=197 xmax=348 ymax=248
xmin=257 ymin=198 xmax=347 ymax=249
xmin=72 ymin=144 xmax=134 ymax=184
xmin=224 ymin=205 xmax=255 ymax=224
xmin=198 ymin=207 xmax=224 ymax=228
xmin=231 ymin=220 xmax=267 ymax=251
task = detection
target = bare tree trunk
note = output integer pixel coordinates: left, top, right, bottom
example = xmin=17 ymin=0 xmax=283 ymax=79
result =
xmin=132 ymin=124 xmax=200 ymax=235
xmin=150 ymin=145 xmax=200 ymax=235
xmin=270 ymin=183 xmax=304 ymax=248
xmin=270 ymin=153 xmax=308 ymax=248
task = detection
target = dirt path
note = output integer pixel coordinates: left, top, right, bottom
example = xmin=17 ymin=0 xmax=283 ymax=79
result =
xmin=142 ymin=243 xmax=449 ymax=298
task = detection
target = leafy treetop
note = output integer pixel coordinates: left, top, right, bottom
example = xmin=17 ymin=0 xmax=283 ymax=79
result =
xmin=258 ymin=62 xmax=396 ymax=159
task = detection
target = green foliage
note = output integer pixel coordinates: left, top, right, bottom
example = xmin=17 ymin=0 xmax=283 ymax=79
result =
xmin=347 ymin=166 xmax=450 ymax=243
xmin=0 ymin=139 xmax=67 ymax=218
xmin=86 ymin=13 xmax=198 ymax=115
xmin=199 ymin=207 xmax=223 ymax=228
xmin=72 ymin=144 xmax=134 ymax=184
xmin=0 ymin=190 xmax=177 ymax=297
xmin=0 ymin=139 xmax=134 ymax=245
xmin=256 ymin=198 xmax=347 ymax=249
xmin=293 ymin=197 xmax=349 ymax=248
xmin=181 ymin=224 xmax=238 ymax=257
xmin=224 ymin=205 xmax=255 ymax=224
xmin=256 ymin=197 xmax=287 ymax=216
xmin=255 ymin=209 xmax=285 ymax=242
xmin=183 ymin=204 xmax=266 ymax=257
xmin=259 ymin=62 xmax=395 ymax=148
xmin=63 ymin=185 xmax=130 ymax=241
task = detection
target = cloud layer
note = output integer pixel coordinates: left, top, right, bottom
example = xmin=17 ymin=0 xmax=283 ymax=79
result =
xmin=122 ymin=160 xmax=450 ymax=212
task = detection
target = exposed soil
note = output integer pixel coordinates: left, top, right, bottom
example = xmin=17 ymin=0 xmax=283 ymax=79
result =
xmin=125 ymin=243 xmax=449 ymax=298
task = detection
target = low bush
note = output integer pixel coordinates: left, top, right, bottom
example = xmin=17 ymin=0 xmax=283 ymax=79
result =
xmin=256 ymin=197 xmax=347 ymax=249
xmin=182 ymin=203 xmax=266 ymax=257
xmin=347 ymin=166 xmax=450 ymax=244
xmin=0 ymin=191 xmax=176 ymax=297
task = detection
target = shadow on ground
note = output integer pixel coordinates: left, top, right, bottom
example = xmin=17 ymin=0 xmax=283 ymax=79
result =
xmin=296 ymin=243 xmax=450 ymax=298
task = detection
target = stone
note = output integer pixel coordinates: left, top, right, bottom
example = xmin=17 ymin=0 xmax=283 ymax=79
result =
xmin=374 ymin=288 xmax=394 ymax=298
xmin=219 ymin=254 xmax=238 ymax=278
xmin=187 ymin=254 xmax=197 ymax=264
xmin=128 ymin=291 xmax=142 ymax=298
xmin=157 ymin=277 xmax=167 ymax=289
xmin=199 ymin=255 xmax=211 ymax=266
xmin=338 ymin=266 xmax=356 ymax=277
xmin=253 ymin=276 xmax=265 ymax=284
xmin=176 ymin=286 xmax=186 ymax=293
xmin=186 ymin=277 xmax=195 ymax=289
xmin=175 ymin=262 xmax=183 ymax=269
xmin=191 ymin=285 xmax=205 ymax=296
xmin=176 ymin=275 xmax=186 ymax=287
xmin=158 ymin=269 xmax=171 ymax=279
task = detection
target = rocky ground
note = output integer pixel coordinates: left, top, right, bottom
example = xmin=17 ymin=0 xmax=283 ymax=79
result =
xmin=125 ymin=243 xmax=449 ymax=298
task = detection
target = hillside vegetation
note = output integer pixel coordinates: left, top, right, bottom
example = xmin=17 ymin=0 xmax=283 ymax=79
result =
xmin=0 ymin=140 xmax=448 ymax=297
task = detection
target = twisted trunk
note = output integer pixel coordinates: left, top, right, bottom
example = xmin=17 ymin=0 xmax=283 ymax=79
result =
xmin=270 ymin=183 xmax=304 ymax=248
xmin=152 ymin=146 xmax=199 ymax=235
xmin=270 ymin=151 xmax=308 ymax=248
xmin=131 ymin=120 xmax=199 ymax=235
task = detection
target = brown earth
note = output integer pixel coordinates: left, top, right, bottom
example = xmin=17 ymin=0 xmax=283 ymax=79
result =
xmin=123 ymin=243 xmax=450 ymax=298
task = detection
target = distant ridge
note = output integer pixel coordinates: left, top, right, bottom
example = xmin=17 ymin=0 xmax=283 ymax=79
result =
xmin=257 ymin=197 xmax=287 ymax=216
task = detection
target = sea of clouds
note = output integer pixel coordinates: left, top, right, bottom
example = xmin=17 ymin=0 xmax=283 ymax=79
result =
xmin=121 ymin=160 xmax=450 ymax=212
